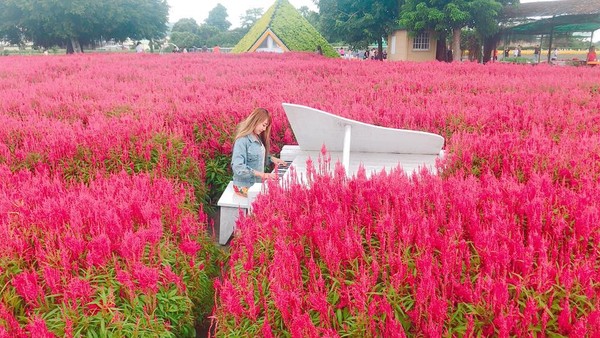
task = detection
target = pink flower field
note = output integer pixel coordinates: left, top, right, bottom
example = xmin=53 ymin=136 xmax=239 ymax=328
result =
xmin=1 ymin=52 xmax=599 ymax=336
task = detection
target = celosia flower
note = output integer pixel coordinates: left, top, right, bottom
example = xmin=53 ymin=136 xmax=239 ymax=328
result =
xmin=0 ymin=327 xmax=11 ymax=338
xmin=63 ymin=278 xmax=94 ymax=308
xmin=161 ymin=265 xmax=186 ymax=291
xmin=179 ymin=240 xmax=201 ymax=257
xmin=132 ymin=262 xmax=159 ymax=293
xmin=12 ymin=271 xmax=43 ymax=306
xmin=0 ymin=302 xmax=26 ymax=337
xmin=26 ymin=316 xmax=56 ymax=338
xmin=64 ymin=318 xmax=74 ymax=338
xmin=42 ymin=267 xmax=62 ymax=295
xmin=118 ymin=231 xmax=143 ymax=262
xmin=557 ymin=299 xmax=572 ymax=333
xmin=86 ymin=233 xmax=111 ymax=267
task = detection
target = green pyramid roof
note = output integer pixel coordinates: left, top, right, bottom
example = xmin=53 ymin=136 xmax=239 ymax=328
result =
xmin=232 ymin=0 xmax=338 ymax=57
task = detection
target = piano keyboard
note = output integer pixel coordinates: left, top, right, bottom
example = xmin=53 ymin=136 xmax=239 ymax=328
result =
xmin=274 ymin=161 xmax=293 ymax=178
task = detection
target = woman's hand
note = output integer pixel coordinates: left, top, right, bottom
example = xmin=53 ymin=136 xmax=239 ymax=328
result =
xmin=271 ymin=156 xmax=287 ymax=167
xmin=256 ymin=171 xmax=277 ymax=180
xmin=263 ymin=172 xmax=278 ymax=180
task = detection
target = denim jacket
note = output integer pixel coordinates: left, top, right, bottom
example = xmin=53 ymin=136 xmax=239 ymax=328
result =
xmin=231 ymin=134 xmax=267 ymax=188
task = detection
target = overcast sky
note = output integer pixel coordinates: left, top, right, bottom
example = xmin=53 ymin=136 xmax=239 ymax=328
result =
xmin=167 ymin=0 xmax=317 ymax=28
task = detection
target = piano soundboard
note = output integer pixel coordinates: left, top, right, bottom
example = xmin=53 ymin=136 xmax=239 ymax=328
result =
xmin=274 ymin=103 xmax=445 ymax=185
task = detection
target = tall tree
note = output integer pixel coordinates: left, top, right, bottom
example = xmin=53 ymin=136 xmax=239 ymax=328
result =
xmin=317 ymin=0 xmax=400 ymax=59
xmin=298 ymin=6 xmax=319 ymax=28
xmin=239 ymin=8 xmax=263 ymax=30
xmin=0 ymin=0 xmax=169 ymax=53
xmin=204 ymin=3 xmax=231 ymax=31
xmin=196 ymin=24 xmax=220 ymax=47
xmin=169 ymin=31 xmax=201 ymax=49
xmin=172 ymin=18 xmax=200 ymax=35
xmin=400 ymin=0 xmax=511 ymax=62
xmin=473 ymin=0 xmax=515 ymax=63
xmin=170 ymin=18 xmax=202 ymax=50
xmin=111 ymin=0 xmax=169 ymax=52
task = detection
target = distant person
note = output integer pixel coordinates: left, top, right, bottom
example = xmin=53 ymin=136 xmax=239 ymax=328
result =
xmin=202 ymin=45 xmax=208 ymax=52
xmin=587 ymin=46 xmax=597 ymax=62
xmin=316 ymin=45 xmax=323 ymax=56
xmin=517 ymin=45 xmax=522 ymax=57
xmin=533 ymin=45 xmax=540 ymax=63
xmin=504 ymin=48 xmax=509 ymax=58
xmin=551 ymin=47 xmax=558 ymax=61
xmin=339 ymin=47 xmax=345 ymax=57
xmin=493 ymin=48 xmax=498 ymax=62
xmin=135 ymin=41 xmax=144 ymax=53
xmin=363 ymin=49 xmax=369 ymax=60
xmin=213 ymin=45 xmax=220 ymax=53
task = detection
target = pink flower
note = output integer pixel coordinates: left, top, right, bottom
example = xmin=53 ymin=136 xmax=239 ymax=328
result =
xmin=261 ymin=318 xmax=274 ymax=338
xmin=42 ymin=267 xmax=62 ymax=294
xmin=161 ymin=265 xmax=186 ymax=291
xmin=132 ymin=263 xmax=159 ymax=293
xmin=0 ymin=327 xmax=11 ymax=338
xmin=26 ymin=316 xmax=56 ymax=338
xmin=63 ymin=278 xmax=95 ymax=308
xmin=64 ymin=318 xmax=74 ymax=338
xmin=116 ymin=269 xmax=135 ymax=300
xmin=136 ymin=220 xmax=163 ymax=245
xmin=86 ymin=233 xmax=112 ymax=267
xmin=557 ymin=299 xmax=572 ymax=333
xmin=179 ymin=240 xmax=201 ymax=257
xmin=0 ymin=302 xmax=26 ymax=337
xmin=119 ymin=231 xmax=143 ymax=262
xmin=12 ymin=271 xmax=43 ymax=306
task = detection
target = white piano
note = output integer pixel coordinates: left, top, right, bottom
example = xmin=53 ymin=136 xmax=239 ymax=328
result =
xmin=217 ymin=103 xmax=445 ymax=245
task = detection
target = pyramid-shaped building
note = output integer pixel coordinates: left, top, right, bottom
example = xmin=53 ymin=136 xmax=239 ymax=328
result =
xmin=232 ymin=0 xmax=337 ymax=57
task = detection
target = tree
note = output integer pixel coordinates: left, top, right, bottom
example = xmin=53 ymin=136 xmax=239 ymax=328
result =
xmin=210 ymin=28 xmax=247 ymax=48
xmin=317 ymin=0 xmax=400 ymax=59
xmin=205 ymin=4 xmax=231 ymax=31
xmin=170 ymin=18 xmax=203 ymax=50
xmin=472 ymin=0 xmax=514 ymax=63
xmin=400 ymin=0 xmax=510 ymax=62
xmin=111 ymin=0 xmax=169 ymax=53
xmin=170 ymin=31 xmax=201 ymax=49
xmin=196 ymin=24 xmax=220 ymax=47
xmin=298 ymin=6 xmax=320 ymax=28
xmin=172 ymin=18 xmax=201 ymax=35
xmin=239 ymin=8 xmax=263 ymax=30
xmin=0 ymin=0 xmax=169 ymax=53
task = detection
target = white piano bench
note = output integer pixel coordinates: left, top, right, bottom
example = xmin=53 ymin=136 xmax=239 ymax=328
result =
xmin=216 ymin=182 xmax=261 ymax=245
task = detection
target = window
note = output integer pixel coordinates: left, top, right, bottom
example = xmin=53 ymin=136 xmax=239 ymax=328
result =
xmin=412 ymin=32 xmax=430 ymax=51
xmin=256 ymin=34 xmax=283 ymax=53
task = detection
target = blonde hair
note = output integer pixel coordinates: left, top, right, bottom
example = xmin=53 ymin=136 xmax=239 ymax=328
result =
xmin=234 ymin=107 xmax=272 ymax=159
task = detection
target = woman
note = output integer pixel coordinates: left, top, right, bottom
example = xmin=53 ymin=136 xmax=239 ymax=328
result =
xmin=551 ymin=47 xmax=558 ymax=61
xmin=231 ymin=108 xmax=287 ymax=197
xmin=587 ymin=46 xmax=597 ymax=62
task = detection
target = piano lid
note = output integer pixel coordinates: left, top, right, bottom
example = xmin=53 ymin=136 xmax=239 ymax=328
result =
xmin=282 ymin=103 xmax=444 ymax=155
